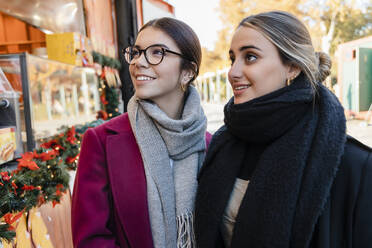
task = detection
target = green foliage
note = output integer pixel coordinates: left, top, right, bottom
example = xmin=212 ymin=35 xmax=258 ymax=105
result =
xmin=0 ymin=51 xmax=122 ymax=241
xmin=0 ymin=125 xmax=84 ymax=241
xmin=330 ymin=5 xmax=372 ymax=55
xmin=104 ymin=83 xmax=120 ymax=119
xmin=0 ymin=119 xmax=108 ymax=240
xmin=0 ymin=223 xmax=15 ymax=242
xmin=98 ymin=79 xmax=121 ymax=119
xmin=92 ymin=51 xmax=121 ymax=70
xmin=75 ymin=119 xmax=105 ymax=134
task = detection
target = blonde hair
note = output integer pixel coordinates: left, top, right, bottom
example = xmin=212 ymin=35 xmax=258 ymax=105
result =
xmin=239 ymin=11 xmax=331 ymax=89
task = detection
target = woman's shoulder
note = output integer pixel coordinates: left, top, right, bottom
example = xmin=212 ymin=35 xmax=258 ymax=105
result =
xmin=325 ymin=136 xmax=371 ymax=202
xmin=207 ymin=126 xmax=228 ymax=149
xmin=339 ymin=135 xmax=372 ymax=173
xmin=344 ymin=136 xmax=371 ymax=159
xmin=91 ymin=113 xmax=132 ymax=135
xmin=83 ymin=113 xmax=133 ymax=146
xmin=202 ymin=126 xmax=231 ymax=163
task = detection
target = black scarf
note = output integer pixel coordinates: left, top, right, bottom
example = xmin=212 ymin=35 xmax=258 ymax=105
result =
xmin=195 ymin=75 xmax=347 ymax=248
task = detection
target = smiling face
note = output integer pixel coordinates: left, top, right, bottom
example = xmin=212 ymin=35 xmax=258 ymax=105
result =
xmin=129 ymin=27 xmax=186 ymax=105
xmin=228 ymin=26 xmax=296 ymax=104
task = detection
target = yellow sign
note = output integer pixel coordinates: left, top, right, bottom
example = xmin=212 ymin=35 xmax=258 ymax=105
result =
xmin=46 ymin=32 xmax=83 ymax=66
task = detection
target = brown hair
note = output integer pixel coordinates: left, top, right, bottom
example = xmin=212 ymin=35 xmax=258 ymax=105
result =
xmin=139 ymin=17 xmax=201 ymax=84
xmin=239 ymin=11 xmax=331 ymax=89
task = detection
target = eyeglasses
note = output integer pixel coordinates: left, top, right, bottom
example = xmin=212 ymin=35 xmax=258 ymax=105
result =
xmin=123 ymin=44 xmax=191 ymax=65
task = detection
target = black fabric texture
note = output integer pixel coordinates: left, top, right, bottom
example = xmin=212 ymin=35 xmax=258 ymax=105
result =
xmin=195 ymin=75 xmax=347 ymax=248
xmin=238 ymin=143 xmax=266 ymax=180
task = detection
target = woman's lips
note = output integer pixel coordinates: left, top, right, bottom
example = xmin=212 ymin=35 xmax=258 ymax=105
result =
xmin=133 ymin=75 xmax=156 ymax=86
xmin=136 ymin=75 xmax=155 ymax=81
xmin=232 ymin=83 xmax=252 ymax=95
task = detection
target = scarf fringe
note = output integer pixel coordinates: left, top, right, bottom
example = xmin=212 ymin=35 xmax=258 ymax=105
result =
xmin=176 ymin=212 xmax=195 ymax=248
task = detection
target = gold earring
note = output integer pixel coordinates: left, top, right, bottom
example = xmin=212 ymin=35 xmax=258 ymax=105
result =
xmin=181 ymin=83 xmax=187 ymax=92
xmin=286 ymin=78 xmax=291 ymax=86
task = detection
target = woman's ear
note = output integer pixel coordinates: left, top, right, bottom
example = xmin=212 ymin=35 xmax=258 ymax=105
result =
xmin=287 ymin=64 xmax=301 ymax=80
xmin=181 ymin=70 xmax=194 ymax=84
xmin=181 ymin=62 xmax=198 ymax=84
xmin=181 ymin=68 xmax=196 ymax=84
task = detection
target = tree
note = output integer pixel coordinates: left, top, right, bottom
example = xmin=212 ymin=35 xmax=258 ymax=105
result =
xmin=201 ymin=0 xmax=372 ymax=79
xmin=302 ymin=0 xmax=372 ymax=85
xmin=200 ymin=27 xmax=231 ymax=74
xmin=201 ymin=0 xmax=306 ymax=74
xmin=302 ymin=0 xmax=372 ymax=54
xmin=327 ymin=4 xmax=372 ymax=55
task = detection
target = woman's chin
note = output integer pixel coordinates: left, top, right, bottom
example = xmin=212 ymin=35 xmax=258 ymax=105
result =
xmin=233 ymin=95 xmax=255 ymax=104
xmin=134 ymin=91 xmax=149 ymax=100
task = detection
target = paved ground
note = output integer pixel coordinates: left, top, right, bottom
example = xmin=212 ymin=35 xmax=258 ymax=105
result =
xmin=202 ymin=102 xmax=372 ymax=147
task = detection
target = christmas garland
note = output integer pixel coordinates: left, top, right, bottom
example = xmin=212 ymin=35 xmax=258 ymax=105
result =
xmin=90 ymin=50 xmax=122 ymax=120
xmin=0 ymin=51 xmax=122 ymax=242
xmin=98 ymin=79 xmax=121 ymax=120
xmin=92 ymin=51 xmax=121 ymax=70
xmin=0 ymin=127 xmax=79 ymax=241
xmin=0 ymin=119 xmax=105 ymax=242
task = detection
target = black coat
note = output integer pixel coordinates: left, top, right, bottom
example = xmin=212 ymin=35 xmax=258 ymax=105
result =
xmin=311 ymin=136 xmax=372 ymax=247
xmin=195 ymin=135 xmax=372 ymax=248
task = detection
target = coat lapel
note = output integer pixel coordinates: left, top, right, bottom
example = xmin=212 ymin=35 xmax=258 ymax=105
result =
xmin=105 ymin=114 xmax=153 ymax=248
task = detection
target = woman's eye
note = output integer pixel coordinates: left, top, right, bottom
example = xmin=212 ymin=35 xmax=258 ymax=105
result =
xmin=152 ymin=48 xmax=164 ymax=56
xmin=131 ymin=50 xmax=140 ymax=57
xmin=229 ymin=56 xmax=235 ymax=65
xmin=245 ymin=54 xmax=257 ymax=63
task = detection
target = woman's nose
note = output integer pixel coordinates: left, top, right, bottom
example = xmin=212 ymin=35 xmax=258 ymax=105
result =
xmin=132 ymin=52 xmax=149 ymax=67
xmin=228 ymin=60 xmax=243 ymax=82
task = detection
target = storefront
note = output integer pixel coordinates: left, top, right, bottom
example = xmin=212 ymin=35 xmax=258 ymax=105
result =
xmin=0 ymin=0 xmax=174 ymax=246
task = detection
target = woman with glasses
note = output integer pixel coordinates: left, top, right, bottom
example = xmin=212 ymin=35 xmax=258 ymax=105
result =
xmin=194 ymin=11 xmax=372 ymax=248
xmin=72 ymin=17 xmax=211 ymax=248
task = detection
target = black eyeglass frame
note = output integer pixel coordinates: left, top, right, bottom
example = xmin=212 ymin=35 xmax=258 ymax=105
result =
xmin=123 ymin=44 xmax=192 ymax=65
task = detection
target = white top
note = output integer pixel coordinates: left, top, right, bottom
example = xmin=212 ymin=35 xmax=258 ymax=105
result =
xmin=221 ymin=178 xmax=249 ymax=248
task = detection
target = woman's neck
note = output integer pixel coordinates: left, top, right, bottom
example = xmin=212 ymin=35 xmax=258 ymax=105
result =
xmin=152 ymin=92 xmax=185 ymax=120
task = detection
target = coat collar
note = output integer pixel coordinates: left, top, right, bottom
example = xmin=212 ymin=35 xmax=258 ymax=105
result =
xmin=105 ymin=113 xmax=154 ymax=248
xmin=104 ymin=113 xmax=211 ymax=248
xmin=104 ymin=113 xmax=132 ymax=134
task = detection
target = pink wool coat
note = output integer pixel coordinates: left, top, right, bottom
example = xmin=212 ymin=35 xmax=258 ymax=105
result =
xmin=71 ymin=113 xmax=211 ymax=248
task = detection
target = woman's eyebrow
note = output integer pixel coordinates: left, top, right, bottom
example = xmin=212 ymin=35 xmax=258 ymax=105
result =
xmin=239 ymin=45 xmax=262 ymax=52
xmin=134 ymin=44 xmax=169 ymax=49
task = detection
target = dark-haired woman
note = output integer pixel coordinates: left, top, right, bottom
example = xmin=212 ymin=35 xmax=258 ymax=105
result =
xmin=72 ymin=17 xmax=211 ymax=248
xmin=195 ymin=11 xmax=372 ymax=248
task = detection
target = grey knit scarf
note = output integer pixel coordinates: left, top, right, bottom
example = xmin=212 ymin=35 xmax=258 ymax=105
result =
xmin=127 ymin=86 xmax=207 ymax=248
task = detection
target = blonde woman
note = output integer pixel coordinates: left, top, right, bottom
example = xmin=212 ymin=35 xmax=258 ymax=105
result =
xmin=195 ymin=11 xmax=372 ymax=248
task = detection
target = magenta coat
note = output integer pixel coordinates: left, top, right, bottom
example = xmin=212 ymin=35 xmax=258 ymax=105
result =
xmin=71 ymin=113 xmax=211 ymax=248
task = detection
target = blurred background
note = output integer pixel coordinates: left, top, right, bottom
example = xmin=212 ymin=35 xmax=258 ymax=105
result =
xmin=0 ymin=1 xmax=370 ymax=246
xmin=171 ymin=0 xmax=372 ymax=146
